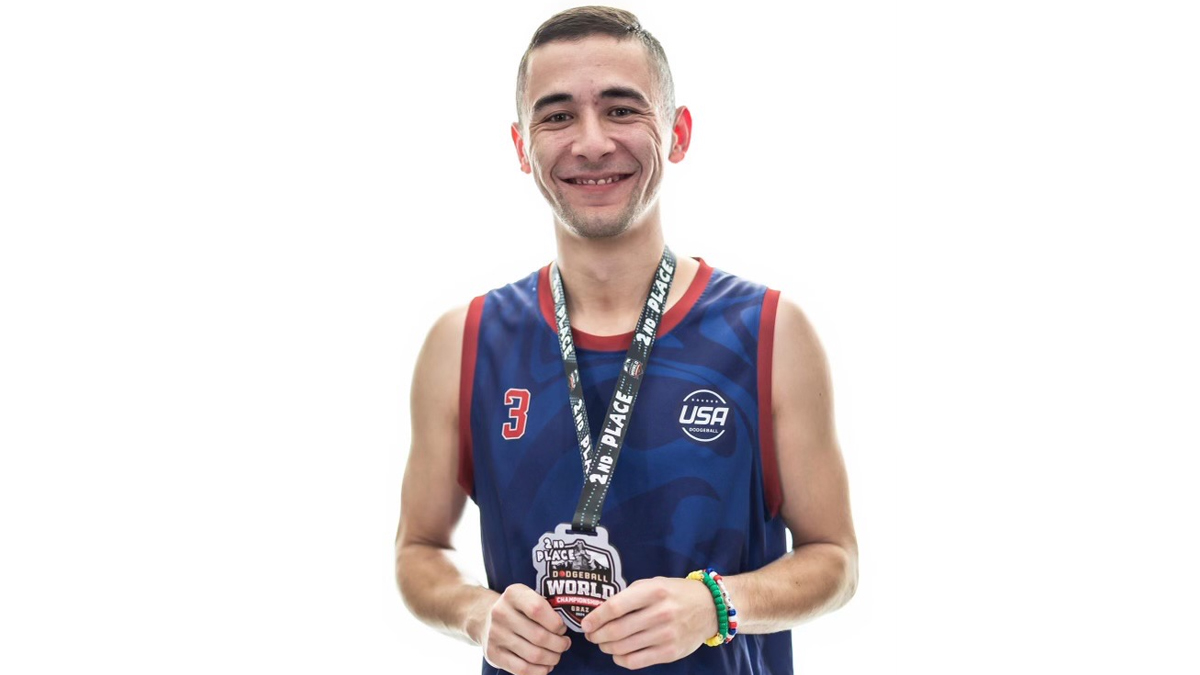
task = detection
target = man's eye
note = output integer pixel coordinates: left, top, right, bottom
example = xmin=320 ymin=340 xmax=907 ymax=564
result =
xmin=611 ymin=108 xmax=636 ymax=117
xmin=546 ymin=113 xmax=570 ymax=123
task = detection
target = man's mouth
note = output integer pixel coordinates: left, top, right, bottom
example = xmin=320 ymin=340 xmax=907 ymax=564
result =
xmin=562 ymin=173 xmax=633 ymax=186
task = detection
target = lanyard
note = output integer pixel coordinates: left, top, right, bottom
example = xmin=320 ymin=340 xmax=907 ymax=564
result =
xmin=549 ymin=247 xmax=677 ymax=534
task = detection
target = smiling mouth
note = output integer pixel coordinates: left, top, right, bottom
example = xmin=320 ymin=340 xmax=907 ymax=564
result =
xmin=563 ymin=173 xmax=633 ymax=186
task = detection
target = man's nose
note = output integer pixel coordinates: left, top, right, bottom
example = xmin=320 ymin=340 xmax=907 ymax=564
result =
xmin=571 ymin=112 xmax=616 ymax=161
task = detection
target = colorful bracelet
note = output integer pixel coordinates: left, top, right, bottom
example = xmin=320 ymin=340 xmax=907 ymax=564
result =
xmin=707 ymin=568 xmax=739 ymax=644
xmin=687 ymin=568 xmax=739 ymax=646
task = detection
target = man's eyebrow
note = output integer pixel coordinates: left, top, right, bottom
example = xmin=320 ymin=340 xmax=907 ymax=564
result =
xmin=599 ymin=87 xmax=650 ymax=107
xmin=532 ymin=93 xmax=573 ymax=116
xmin=531 ymin=87 xmax=652 ymax=117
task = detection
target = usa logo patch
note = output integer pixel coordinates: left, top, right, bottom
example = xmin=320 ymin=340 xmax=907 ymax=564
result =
xmin=678 ymin=389 xmax=730 ymax=443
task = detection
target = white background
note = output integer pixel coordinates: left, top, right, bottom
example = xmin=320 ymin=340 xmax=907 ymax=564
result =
xmin=2 ymin=1 xmax=1198 ymax=673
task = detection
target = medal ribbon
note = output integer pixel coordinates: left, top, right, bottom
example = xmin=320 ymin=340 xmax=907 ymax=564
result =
xmin=549 ymin=247 xmax=677 ymax=534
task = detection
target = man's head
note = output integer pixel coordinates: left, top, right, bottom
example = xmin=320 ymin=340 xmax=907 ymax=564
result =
xmin=511 ymin=6 xmax=692 ymax=239
xmin=515 ymin=7 xmax=675 ymax=132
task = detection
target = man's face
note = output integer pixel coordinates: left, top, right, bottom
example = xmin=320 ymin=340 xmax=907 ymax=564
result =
xmin=512 ymin=36 xmax=687 ymax=239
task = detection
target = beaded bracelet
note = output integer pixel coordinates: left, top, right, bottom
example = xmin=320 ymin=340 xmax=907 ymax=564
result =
xmin=686 ymin=568 xmax=739 ymax=646
xmin=707 ymin=568 xmax=739 ymax=644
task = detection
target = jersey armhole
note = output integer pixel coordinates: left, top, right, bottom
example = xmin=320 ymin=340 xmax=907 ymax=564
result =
xmin=457 ymin=295 xmax=486 ymax=498
xmin=758 ymin=288 xmax=783 ymax=518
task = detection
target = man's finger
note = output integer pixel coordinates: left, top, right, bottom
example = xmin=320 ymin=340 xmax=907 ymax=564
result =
xmin=505 ymin=584 xmax=565 ymax=635
xmin=614 ymin=644 xmax=674 ymax=671
xmin=506 ymin=607 xmax=572 ymax=654
xmin=596 ymin=623 xmax=664 ymax=656
xmin=498 ymin=631 xmax=566 ymax=667
xmin=489 ymin=645 xmax=553 ymax=675
xmin=586 ymin=607 xmax=655 ymax=645
xmin=582 ymin=581 xmax=658 ymax=632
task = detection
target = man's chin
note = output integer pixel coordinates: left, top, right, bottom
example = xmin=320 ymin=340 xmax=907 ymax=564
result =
xmin=557 ymin=204 xmax=641 ymax=240
xmin=562 ymin=217 xmax=634 ymax=239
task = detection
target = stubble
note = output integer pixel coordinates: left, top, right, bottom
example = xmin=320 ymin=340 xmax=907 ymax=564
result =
xmin=548 ymin=176 xmax=659 ymax=240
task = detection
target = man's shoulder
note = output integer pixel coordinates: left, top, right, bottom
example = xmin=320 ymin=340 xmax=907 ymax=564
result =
xmin=419 ymin=265 xmax=549 ymax=352
xmin=483 ymin=266 xmax=545 ymax=300
xmin=444 ymin=265 xmax=543 ymax=309
xmin=694 ymin=259 xmax=774 ymax=300
xmin=422 ymin=304 xmax=471 ymax=357
xmin=464 ymin=265 xmax=547 ymax=320
xmin=696 ymin=262 xmax=818 ymax=349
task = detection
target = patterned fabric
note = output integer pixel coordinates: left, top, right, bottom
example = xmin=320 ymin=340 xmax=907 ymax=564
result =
xmin=460 ymin=259 xmax=792 ymax=675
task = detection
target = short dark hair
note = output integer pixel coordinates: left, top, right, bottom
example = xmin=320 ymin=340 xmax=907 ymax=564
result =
xmin=515 ymin=6 xmax=675 ymax=129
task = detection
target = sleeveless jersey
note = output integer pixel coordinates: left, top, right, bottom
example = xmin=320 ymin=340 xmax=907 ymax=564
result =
xmin=458 ymin=258 xmax=791 ymax=675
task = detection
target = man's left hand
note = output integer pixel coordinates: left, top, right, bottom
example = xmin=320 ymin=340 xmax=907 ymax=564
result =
xmin=581 ymin=576 xmax=718 ymax=670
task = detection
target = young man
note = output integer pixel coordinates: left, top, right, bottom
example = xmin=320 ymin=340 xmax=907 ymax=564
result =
xmin=395 ymin=7 xmax=857 ymax=674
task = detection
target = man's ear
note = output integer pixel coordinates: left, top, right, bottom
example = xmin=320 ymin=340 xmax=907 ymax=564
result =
xmin=668 ymin=106 xmax=692 ymax=163
xmin=511 ymin=122 xmax=532 ymax=174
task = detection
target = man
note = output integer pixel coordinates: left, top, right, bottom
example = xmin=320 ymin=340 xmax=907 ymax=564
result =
xmin=395 ymin=7 xmax=857 ymax=674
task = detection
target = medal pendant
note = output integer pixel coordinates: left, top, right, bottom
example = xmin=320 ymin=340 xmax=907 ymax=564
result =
xmin=531 ymin=523 xmax=627 ymax=632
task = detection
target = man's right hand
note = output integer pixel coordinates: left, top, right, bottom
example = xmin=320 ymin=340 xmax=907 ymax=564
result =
xmin=479 ymin=584 xmax=572 ymax=675
xmin=395 ymin=310 xmax=571 ymax=673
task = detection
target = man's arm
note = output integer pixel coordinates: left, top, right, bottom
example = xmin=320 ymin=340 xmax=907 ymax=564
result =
xmin=720 ymin=296 xmax=858 ymax=631
xmin=395 ymin=307 xmax=571 ymax=675
xmin=394 ymin=306 xmax=492 ymax=641
xmin=582 ymin=296 xmax=858 ymax=669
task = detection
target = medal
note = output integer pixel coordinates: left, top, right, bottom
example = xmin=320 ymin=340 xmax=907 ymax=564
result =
xmin=532 ymin=524 xmax=625 ymax=631
xmin=531 ymin=247 xmax=677 ymax=632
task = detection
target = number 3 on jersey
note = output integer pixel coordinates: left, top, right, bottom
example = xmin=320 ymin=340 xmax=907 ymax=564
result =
xmin=501 ymin=388 xmax=531 ymax=440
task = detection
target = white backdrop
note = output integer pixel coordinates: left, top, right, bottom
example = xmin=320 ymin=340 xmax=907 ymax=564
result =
xmin=2 ymin=1 xmax=1198 ymax=673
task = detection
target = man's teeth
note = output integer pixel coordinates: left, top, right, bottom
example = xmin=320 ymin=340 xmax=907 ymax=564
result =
xmin=570 ymin=175 xmax=624 ymax=185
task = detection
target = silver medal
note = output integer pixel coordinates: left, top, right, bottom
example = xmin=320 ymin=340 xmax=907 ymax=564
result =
xmin=531 ymin=523 xmax=627 ymax=632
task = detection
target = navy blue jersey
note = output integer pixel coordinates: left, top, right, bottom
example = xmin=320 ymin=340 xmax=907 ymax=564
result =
xmin=458 ymin=258 xmax=791 ymax=675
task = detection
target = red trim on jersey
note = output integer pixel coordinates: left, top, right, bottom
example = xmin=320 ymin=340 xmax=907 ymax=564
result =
xmin=537 ymin=258 xmax=714 ymax=351
xmin=458 ymin=295 xmax=486 ymax=497
xmin=758 ymin=289 xmax=783 ymax=518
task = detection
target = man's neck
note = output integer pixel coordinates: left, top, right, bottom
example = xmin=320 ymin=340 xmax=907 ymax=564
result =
xmin=553 ymin=213 xmax=698 ymax=336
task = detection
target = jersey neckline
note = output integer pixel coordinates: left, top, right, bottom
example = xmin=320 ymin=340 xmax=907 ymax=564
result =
xmin=537 ymin=257 xmax=714 ymax=352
